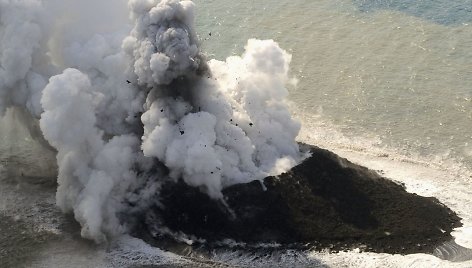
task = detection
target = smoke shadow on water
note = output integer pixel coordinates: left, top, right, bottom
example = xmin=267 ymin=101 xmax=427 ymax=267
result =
xmin=0 ymin=174 xmax=60 ymax=267
xmin=352 ymin=0 xmax=472 ymax=25
xmin=0 ymin=162 xmax=108 ymax=268
xmin=2 ymin=0 xmax=472 ymax=267
xmin=0 ymin=214 xmax=52 ymax=267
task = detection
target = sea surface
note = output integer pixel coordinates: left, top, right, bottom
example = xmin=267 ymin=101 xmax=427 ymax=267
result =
xmin=194 ymin=0 xmax=472 ymax=168
xmin=1 ymin=0 xmax=472 ymax=267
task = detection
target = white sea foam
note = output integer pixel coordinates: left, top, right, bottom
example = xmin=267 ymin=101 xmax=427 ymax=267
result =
xmin=295 ymin=111 xmax=472 ymax=267
xmin=1 ymin=0 xmax=472 ymax=267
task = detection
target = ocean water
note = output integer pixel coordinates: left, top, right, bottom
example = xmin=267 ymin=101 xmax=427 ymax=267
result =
xmin=190 ymin=1 xmax=472 ymax=266
xmin=1 ymin=0 xmax=472 ymax=267
xmin=194 ymin=0 xmax=472 ymax=167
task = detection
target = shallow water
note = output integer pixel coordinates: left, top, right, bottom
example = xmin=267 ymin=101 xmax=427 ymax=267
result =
xmin=0 ymin=214 xmax=50 ymax=267
xmin=194 ymin=0 xmax=472 ymax=167
xmin=1 ymin=0 xmax=472 ymax=267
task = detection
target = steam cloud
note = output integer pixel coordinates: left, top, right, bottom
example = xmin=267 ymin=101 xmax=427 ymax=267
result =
xmin=0 ymin=0 xmax=303 ymax=242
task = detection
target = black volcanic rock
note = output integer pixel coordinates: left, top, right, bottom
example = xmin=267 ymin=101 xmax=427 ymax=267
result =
xmin=134 ymin=145 xmax=462 ymax=255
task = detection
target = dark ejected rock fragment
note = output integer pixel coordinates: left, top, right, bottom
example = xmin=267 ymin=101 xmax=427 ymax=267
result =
xmin=135 ymin=144 xmax=462 ymax=255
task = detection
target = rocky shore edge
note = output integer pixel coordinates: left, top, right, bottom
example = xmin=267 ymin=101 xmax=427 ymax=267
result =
xmin=132 ymin=144 xmax=462 ymax=255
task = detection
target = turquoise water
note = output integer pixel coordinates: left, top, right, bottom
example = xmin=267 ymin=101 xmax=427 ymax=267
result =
xmin=353 ymin=0 xmax=472 ymax=25
xmin=194 ymin=0 xmax=472 ymax=166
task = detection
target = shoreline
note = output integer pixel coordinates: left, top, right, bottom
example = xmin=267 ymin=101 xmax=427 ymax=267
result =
xmin=133 ymin=144 xmax=463 ymax=256
xmin=1 ymin=142 xmax=471 ymax=266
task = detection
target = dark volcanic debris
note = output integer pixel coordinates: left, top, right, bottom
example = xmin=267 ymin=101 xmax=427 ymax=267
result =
xmin=135 ymin=145 xmax=462 ymax=255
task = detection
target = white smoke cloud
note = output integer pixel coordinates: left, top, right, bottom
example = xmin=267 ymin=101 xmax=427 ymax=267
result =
xmin=131 ymin=0 xmax=302 ymax=198
xmin=39 ymin=68 xmax=143 ymax=242
xmin=124 ymin=0 xmax=201 ymax=86
xmin=1 ymin=0 xmax=304 ymax=242
xmin=0 ymin=0 xmax=51 ymax=117
xmin=141 ymin=38 xmax=302 ymax=198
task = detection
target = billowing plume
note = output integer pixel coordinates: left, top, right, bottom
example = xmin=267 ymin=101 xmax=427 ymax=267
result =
xmin=125 ymin=0 xmax=202 ymax=86
xmin=141 ymin=38 xmax=302 ymax=198
xmin=40 ymin=68 xmax=142 ymax=242
xmin=1 ymin=0 xmax=303 ymax=242
xmin=130 ymin=0 xmax=301 ymax=198
xmin=0 ymin=0 xmax=51 ymax=117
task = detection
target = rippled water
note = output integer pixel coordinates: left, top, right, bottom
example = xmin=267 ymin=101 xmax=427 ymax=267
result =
xmin=194 ymin=0 xmax=472 ymax=167
xmin=1 ymin=0 xmax=472 ymax=267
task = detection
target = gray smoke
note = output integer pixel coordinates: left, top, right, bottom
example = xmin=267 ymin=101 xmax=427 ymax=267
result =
xmin=0 ymin=0 xmax=50 ymax=117
xmin=125 ymin=0 xmax=202 ymax=86
xmin=0 ymin=0 xmax=304 ymax=242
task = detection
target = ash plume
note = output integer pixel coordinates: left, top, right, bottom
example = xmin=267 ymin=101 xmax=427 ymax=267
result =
xmin=0 ymin=0 xmax=50 ymax=117
xmin=0 ymin=0 xmax=303 ymax=242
